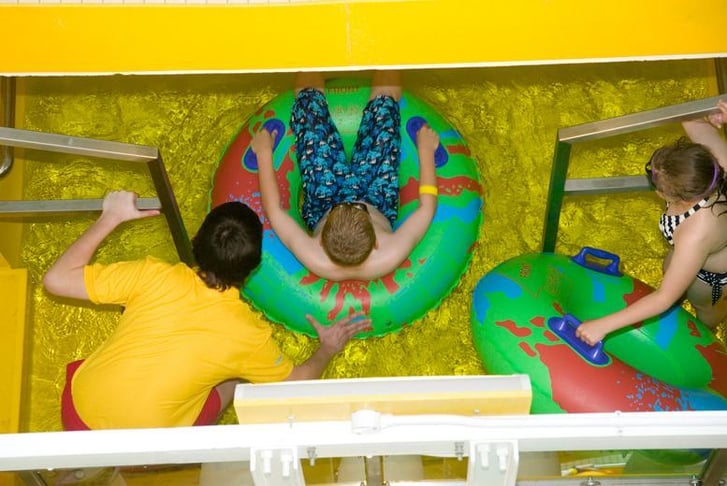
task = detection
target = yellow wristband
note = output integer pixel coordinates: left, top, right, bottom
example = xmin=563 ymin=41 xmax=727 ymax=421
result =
xmin=419 ymin=185 xmax=438 ymax=196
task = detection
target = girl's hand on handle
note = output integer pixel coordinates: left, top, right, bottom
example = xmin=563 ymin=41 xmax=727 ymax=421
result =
xmin=575 ymin=320 xmax=607 ymax=346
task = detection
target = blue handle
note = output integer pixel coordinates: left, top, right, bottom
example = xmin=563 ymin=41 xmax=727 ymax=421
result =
xmin=405 ymin=116 xmax=448 ymax=168
xmin=547 ymin=314 xmax=609 ymax=365
xmin=571 ymin=247 xmax=622 ymax=276
xmin=243 ymin=118 xmax=286 ymax=171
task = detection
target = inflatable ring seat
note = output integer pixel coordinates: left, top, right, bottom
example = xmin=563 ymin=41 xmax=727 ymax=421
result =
xmin=471 ymin=247 xmax=727 ymax=413
xmin=210 ymin=78 xmax=482 ymax=337
xmin=471 ymin=247 xmax=727 ymax=465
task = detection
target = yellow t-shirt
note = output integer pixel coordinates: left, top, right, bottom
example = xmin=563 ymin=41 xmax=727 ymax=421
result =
xmin=73 ymin=256 xmax=293 ymax=429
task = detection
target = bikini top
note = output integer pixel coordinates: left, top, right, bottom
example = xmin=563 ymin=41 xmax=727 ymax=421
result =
xmin=659 ymin=197 xmax=710 ymax=245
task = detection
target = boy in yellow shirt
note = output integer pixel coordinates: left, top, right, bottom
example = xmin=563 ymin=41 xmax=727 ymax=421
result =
xmin=44 ymin=190 xmax=370 ymax=430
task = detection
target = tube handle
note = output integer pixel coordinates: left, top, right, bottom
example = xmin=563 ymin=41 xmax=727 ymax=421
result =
xmin=547 ymin=314 xmax=609 ymax=365
xmin=405 ymin=116 xmax=448 ymax=168
xmin=244 ymin=118 xmax=286 ymax=170
xmin=571 ymin=246 xmax=622 ymax=276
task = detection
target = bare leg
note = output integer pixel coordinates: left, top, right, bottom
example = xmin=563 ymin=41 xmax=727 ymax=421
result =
xmin=693 ymin=299 xmax=727 ymax=329
xmin=214 ymin=379 xmax=243 ymax=421
xmin=370 ymin=70 xmax=401 ymax=101
xmin=686 ymin=280 xmax=724 ymax=329
xmin=295 ymin=72 xmax=325 ymax=95
xmin=694 ymin=307 xmax=723 ymax=329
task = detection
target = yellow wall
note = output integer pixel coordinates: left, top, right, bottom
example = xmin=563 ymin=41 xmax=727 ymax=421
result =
xmin=0 ymin=81 xmax=24 ymax=269
xmin=1 ymin=0 xmax=726 ymax=76
xmin=0 ymin=472 xmax=22 ymax=486
xmin=0 ymin=263 xmax=28 ymax=434
xmin=0 ymin=77 xmax=28 ymax=467
xmin=0 ymin=79 xmax=28 ymax=440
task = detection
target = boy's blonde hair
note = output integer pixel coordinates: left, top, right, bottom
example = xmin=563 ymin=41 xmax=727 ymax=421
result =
xmin=321 ymin=203 xmax=376 ymax=266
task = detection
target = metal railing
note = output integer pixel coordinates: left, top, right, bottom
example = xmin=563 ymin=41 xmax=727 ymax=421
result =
xmin=0 ymin=127 xmax=193 ymax=264
xmin=0 ymin=409 xmax=725 ymax=485
xmin=542 ymin=93 xmax=725 ymax=252
xmin=0 ymin=77 xmax=15 ymax=177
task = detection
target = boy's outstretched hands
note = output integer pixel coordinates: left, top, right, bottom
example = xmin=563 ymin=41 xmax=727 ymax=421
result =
xmin=307 ymin=311 xmax=372 ymax=356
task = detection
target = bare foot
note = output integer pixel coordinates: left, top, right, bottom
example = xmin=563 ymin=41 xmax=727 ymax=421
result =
xmin=370 ymin=70 xmax=402 ymax=101
xmin=295 ymin=72 xmax=325 ymax=95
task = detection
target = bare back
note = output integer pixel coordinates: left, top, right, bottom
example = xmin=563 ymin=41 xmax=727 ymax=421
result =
xmin=311 ymin=202 xmax=411 ymax=281
xmin=691 ymin=199 xmax=727 ymax=272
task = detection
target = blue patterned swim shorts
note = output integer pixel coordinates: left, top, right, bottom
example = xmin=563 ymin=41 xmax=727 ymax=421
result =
xmin=291 ymin=88 xmax=401 ymax=230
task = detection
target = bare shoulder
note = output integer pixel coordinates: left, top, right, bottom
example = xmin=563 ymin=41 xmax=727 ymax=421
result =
xmin=359 ymin=231 xmax=408 ymax=277
xmin=295 ymin=237 xmax=375 ymax=281
xmin=314 ymin=232 xmax=401 ymax=281
xmin=291 ymin=236 xmax=336 ymax=275
xmin=677 ymin=203 xmax=727 ymax=250
xmin=709 ymin=203 xmax=727 ymax=244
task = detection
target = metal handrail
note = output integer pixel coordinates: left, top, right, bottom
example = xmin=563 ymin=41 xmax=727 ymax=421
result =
xmin=542 ymin=93 xmax=725 ymax=252
xmin=0 ymin=198 xmax=162 ymax=215
xmin=0 ymin=127 xmax=193 ymax=265
xmin=0 ymin=77 xmax=16 ymax=177
xmin=557 ymin=95 xmax=725 ymax=143
xmin=0 ymin=127 xmax=159 ymax=161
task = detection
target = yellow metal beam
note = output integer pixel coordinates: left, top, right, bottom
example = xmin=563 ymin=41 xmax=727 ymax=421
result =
xmin=1 ymin=0 xmax=726 ymax=76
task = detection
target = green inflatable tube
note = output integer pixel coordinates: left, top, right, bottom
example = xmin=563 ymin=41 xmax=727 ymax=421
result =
xmin=210 ymin=78 xmax=482 ymax=337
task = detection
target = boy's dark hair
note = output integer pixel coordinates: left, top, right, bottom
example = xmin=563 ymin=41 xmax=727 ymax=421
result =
xmin=192 ymin=201 xmax=262 ymax=290
xmin=649 ymin=137 xmax=727 ymax=214
xmin=321 ymin=204 xmax=376 ymax=266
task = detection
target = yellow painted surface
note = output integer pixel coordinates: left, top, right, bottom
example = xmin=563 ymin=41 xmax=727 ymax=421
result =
xmin=0 ymin=80 xmax=25 ymax=269
xmin=0 ymin=80 xmax=25 ymax=486
xmin=0 ymin=266 xmax=28 ymax=434
xmin=0 ymin=2 xmax=721 ymax=476
xmin=1 ymin=1 xmax=726 ymax=75
xmin=235 ymin=390 xmax=532 ymax=424
xmin=12 ymin=61 xmax=727 ymax=483
xmin=0 ymin=473 xmax=23 ymax=486
xmin=18 ymin=61 xmax=719 ymax=435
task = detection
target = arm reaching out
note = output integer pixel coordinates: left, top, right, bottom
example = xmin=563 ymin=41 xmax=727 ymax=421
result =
xmin=576 ymin=226 xmax=711 ymax=345
xmin=285 ymin=312 xmax=372 ymax=381
xmin=416 ymin=125 xmax=439 ymax=192
xmin=682 ymin=99 xmax=727 ymax=169
xmin=43 ymin=191 xmax=160 ymax=300
xmin=386 ymin=125 xmax=439 ymax=259
xmin=252 ymin=129 xmax=328 ymax=274
xmin=251 ymin=129 xmax=283 ymax=225
xmin=575 ymin=291 xmax=676 ymax=346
